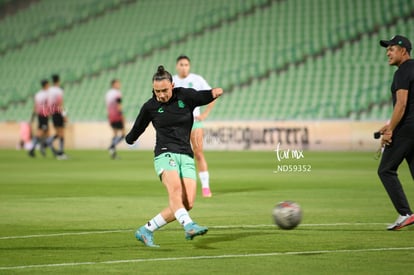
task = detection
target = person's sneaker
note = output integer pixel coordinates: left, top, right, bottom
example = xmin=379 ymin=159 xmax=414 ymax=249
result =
xmin=40 ymin=145 xmax=46 ymax=157
xmin=28 ymin=150 xmax=35 ymax=158
xmin=50 ymin=147 xmax=59 ymax=157
xmin=387 ymin=214 xmax=410 ymax=230
xmin=135 ymin=226 xmax=159 ymax=247
xmin=56 ymin=153 xmax=68 ymax=160
xmin=109 ymin=148 xmax=117 ymax=159
xmin=395 ymin=214 xmax=414 ymax=230
xmin=202 ymin=188 xmax=212 ymax=198
xmin=184 ymin=222 xmax=208 ymax=240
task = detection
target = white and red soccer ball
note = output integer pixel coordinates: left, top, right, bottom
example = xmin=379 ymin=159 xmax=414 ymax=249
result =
xmin=272 ymin=201 xmax=302 ymax=230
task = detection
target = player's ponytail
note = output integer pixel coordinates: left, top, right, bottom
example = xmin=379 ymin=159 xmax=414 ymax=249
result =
xmin=152 ymin=65 xmax=172 ymax=83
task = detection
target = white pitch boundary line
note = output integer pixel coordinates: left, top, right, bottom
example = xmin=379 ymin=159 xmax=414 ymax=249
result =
xmin=0 ymin=223 xmax=388 ymax=240
xmin=1 ymin=246 xmax=413 ymax=271
xmin=0 ymin=229 xmax=132 ymax=240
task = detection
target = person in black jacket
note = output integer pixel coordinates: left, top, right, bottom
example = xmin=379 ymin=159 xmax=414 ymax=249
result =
xmin=126 ymin=65 xmax=223 ymax=247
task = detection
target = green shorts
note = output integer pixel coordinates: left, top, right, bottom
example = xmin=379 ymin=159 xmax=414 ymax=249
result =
xmin=192 ymin=121 xmax=204 ymax=130
xmin=154 ymin=152 xmax=196 ymax=180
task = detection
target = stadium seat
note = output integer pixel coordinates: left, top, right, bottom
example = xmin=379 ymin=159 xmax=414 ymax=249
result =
xmin=0 ymin=0 xmax=413 ymax=122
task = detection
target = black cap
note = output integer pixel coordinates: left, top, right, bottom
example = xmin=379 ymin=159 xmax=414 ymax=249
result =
xmin=380 ymin=35 xmax=412 ymax=52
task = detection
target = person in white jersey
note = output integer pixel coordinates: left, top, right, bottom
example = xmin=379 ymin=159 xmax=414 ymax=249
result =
xmin=173 ymin=55 xmax=215 ymax=197
xmin=28 ymin=79 xmax=50 ymax=157
xmin=105 ymin=79 xmax=125 ymax=159
xmin=47 ymin=74 xmax=67 ymax=159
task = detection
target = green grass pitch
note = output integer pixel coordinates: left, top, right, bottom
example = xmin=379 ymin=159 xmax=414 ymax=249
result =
xmin=1 ymin=149 xmax=414 ymax=274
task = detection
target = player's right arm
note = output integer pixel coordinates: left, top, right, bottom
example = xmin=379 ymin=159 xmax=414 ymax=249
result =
xmin=125 ymin=103 xmax=152 ymax=145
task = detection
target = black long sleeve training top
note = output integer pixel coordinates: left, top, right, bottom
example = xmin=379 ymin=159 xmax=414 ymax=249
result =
xmin=125 ymin=87 xmax=215 ymax=158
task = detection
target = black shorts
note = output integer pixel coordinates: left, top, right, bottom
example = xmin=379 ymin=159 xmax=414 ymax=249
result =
xmin=37 ymin=115 xmax=49 ymax=131
xmin=110 ymin=121 xmax=124 ymax=130
xmin=52 ymin=113 xmax=64 ymax=128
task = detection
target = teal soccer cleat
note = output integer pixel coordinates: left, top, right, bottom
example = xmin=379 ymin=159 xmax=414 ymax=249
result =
xmin=184 ymin=222 xmax=208 ymax=240
xmin=135 ymin=226 xmax=159 ymax=248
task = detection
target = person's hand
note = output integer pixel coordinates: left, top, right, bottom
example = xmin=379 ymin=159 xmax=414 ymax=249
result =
xmin=380 ymin=125 xmax=393 ymax=146
xmin=212 ymin=88 xmax=223 ymax=98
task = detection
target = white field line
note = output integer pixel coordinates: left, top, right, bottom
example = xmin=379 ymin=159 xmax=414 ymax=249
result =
xmin=0 ymin=223 xmax=388 ymax=240
xmin=0 ymin=246 xmax=413 ymax=271
xmin=0 ymin=229 xmax=132 ymax=240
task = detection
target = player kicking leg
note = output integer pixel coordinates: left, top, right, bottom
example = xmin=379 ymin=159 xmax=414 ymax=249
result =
xmin=135 ymin=154 xmax=208 ymax=247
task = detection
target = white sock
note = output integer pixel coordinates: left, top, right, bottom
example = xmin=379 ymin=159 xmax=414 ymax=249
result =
xmin=144 ymin=213 xmax=167 ymax=232
xmin=199 ymin=171 xmax=210 ymax=189
xmin=174 ymin=208 xmax=193 ymax=227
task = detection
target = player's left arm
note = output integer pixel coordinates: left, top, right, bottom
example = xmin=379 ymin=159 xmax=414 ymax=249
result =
xmin=116 ymin=97 xmax=123 ymax=114
xmin=187 ymin=87 xmax=223 ymax=108
xmin=116 ymin=97 xmax=126 ymax=125
xmin=197 ymin=77 xmax=217 ymax=121
xmin=61 ymin=101 xmax=68 ymax=123
xmin=211 ymin=88 xmax=223 ymax=98
xmin=380 ymin=89 xmax=408 ymax=146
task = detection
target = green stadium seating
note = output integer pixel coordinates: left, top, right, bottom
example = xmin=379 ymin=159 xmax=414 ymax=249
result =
xmin=0 ymin=0 xmax=126 ymax=53
xmin=0 ymin=0 xmax=269 ymax=118
xmin=0 ymin=0 xmax=413 ymax=122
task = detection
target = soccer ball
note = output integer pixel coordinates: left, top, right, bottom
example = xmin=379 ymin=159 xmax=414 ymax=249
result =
xmin=272 ymin=201 xmax=302 ymax=230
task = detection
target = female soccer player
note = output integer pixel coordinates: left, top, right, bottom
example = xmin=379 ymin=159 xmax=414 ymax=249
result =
xmin=173 ymin=55 xmax=215 ymax=197
xmin=125 ymin=65 xmax=223 ymax=247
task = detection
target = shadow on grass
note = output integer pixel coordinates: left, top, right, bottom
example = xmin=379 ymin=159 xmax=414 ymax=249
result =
xmin=191 ymin=224 xmax=412 ymax=249
xmin=192 ymin=230 xmax=276 ymax=249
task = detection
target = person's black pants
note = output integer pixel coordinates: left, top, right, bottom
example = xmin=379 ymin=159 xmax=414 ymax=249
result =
xmin=378 ymin=134 xmax=414 ymax=216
